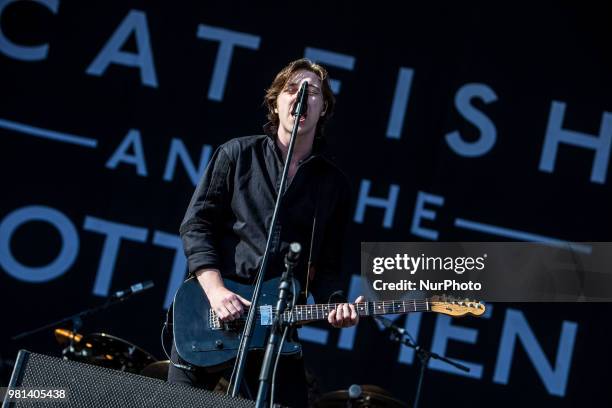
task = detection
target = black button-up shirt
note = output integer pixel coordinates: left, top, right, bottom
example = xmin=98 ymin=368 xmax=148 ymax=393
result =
xmin=179 ymin=129 xmax=350 ymax=303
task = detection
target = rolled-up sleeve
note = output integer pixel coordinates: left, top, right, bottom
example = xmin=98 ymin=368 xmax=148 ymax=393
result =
xmin=179 ymin=146 xmax=232 ymax=276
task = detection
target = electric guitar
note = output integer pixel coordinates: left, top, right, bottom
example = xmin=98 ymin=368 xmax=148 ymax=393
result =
xmin=172 ymin=277 xmax=485 ymax=369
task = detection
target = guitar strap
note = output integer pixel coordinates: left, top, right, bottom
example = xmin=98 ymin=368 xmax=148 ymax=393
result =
xmin=304 ymin=167 xmax=322 ymax=300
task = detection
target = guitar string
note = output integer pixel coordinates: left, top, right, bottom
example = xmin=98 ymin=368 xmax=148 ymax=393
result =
xmin=214 ymin=300 xmax=481 ymax=315
xmin=217 ymin=300 xmax=481 ymax=314
xmin=211 ymin=300 xmax=483 ymax=324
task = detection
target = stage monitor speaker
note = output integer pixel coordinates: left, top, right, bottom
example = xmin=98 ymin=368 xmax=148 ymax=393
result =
xmin=2 ymin=350 xmax=254 ymax=407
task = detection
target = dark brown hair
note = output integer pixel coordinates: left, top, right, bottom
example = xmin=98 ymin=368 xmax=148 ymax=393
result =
xmin=264 ymin=58 xmax=336 ymax=139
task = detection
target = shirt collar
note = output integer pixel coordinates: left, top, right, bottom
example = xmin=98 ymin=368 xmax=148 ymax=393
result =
xmin=262 ymin=122 xmax=326 ymax=154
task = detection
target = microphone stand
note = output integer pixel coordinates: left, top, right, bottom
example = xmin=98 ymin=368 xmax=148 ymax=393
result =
xmin=11 ymin=286 xmax=152 ymax=342
xmin=256 ymin=243 xmax=300 ymax=407
xmin=378 ymin=317 xmax=470 ymax=408
xmin=228 ymin=82 xmax=309 ymax=398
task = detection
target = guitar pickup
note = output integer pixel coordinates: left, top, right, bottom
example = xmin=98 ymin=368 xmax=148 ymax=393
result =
xmin=209 ymin=309 xmax=222 ymax=330
xmin=259 ymin=305 xmax=273 ymax=326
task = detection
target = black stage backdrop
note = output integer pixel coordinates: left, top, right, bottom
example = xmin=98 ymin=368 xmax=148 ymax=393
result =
xmin=1 ymin=1 xmax=611 ymax=406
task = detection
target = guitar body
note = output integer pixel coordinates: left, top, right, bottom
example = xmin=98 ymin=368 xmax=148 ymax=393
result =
xmin=172 ymin=277 xmax=302 ymax=370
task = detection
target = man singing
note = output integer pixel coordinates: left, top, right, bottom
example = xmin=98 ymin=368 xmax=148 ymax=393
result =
xmin=168 ymin=58 xmax=363 ymax=407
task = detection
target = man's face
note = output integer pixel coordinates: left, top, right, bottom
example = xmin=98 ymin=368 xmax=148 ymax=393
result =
xmin=275 ymin=69 xmax=326 ymax=137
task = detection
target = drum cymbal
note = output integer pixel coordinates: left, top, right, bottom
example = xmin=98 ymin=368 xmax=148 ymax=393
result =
xmin=64 ymin=332 xmax=157 ymax=374
xmin=316 ymin=384 xmax=407 ymax=408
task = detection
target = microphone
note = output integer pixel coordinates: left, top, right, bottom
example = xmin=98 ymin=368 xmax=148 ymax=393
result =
xmin=291 ymin=82 xmax=308 ymax=117
xmin=285 ymin=242 xmax=302 ymax=266
xmin=375 ymin=316 xmax=405 ymax=335
xmin=111 ymin=281 xmax=154 ymax=300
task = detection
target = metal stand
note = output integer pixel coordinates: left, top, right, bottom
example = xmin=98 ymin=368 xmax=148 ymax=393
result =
xmin=255 ymin=243 xmax=300 ymax=408
xmin=379 ymin=317 xmax=470 ymax=408
xmin=12 ymin=294 xmax=142 ymax=343
xmin=228 ymin=82 xmax=309 ymax=398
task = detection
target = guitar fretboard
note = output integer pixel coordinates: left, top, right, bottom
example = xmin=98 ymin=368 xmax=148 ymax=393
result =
xmin=209 ymin=297 xmax=483 ymax=329
xmin=280 ymin=300 xmax=431 ymax=324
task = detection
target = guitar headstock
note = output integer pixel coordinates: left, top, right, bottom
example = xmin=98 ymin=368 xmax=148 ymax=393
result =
xmin=430 ymin=296 xmax=486 ymax=317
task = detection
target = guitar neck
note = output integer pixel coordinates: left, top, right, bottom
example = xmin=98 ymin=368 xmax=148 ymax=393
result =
xmin=282 ymin=299 xmax=432 ymax=325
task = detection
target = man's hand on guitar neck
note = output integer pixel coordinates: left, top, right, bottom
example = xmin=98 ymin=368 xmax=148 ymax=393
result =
xmin=195 ymin=269 xmax=251 ymax=322
xmin=327 ymin=296 xmax=365 ymax=328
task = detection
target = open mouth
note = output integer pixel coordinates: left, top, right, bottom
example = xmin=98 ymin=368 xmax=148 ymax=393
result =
xmin=291 ymin=110 xmax=307 ymax=123
xmin=291 ymin=103 xmax=308 ymax=119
